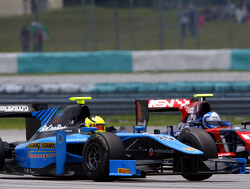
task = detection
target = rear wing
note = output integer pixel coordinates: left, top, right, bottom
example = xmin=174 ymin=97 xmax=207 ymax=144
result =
xmin=0 ymin=104 xmax=48 ymax=141
xmin=0 ymin=104 xmax=36 ymax=117
xmin=135 ymin=98 xmax=198 ymax=126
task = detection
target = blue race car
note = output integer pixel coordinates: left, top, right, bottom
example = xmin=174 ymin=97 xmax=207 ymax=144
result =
xmin=0 ymin=97 xmax=247 ymax=181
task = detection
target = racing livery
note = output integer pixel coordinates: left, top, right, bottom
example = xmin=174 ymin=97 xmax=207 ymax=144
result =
xmin=0 ymin=97 xmax=248 ymax=181
xmin=136 ymin=94 xmax=250 ymax=163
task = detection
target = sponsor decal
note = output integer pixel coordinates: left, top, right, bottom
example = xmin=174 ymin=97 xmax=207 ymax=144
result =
xmin=218 ymin=152 xmax=236 ymax=157
xmin=42 ymin=142 xmax=55 ymax=149
xmin=27 ymin=153 xmax=56 ymax=160
xmin=67 ymin=138 xmax=86 ymax=142
xmin=53 ymin=110 xmax=63 ymax=123
xmin=27 ymin=142 xmax=41 ymax=150
xmin=182 ymin=147 xmax=197 ymax=151
xmin=186 ymin=107 xmax=194 ymax=114
xmin=0 ymin=105 xmax=29 ymax=112
xmin=149 ymin=148 xmax=154 ymax=156
xmin=137 ymin=101 xmax=142 ymax=120
xmin=57 ymin=133 xmax=64 ymax=144
xmin=242 ymin=134 xmax=250 ymax=140
xmin=157 ymin=135 xmax=175 ymax=141
xmin=118 ymin=168 xmax=131 ymax=174
xmin=39 ymin=124 xmax=67 ymax=132
xmin=148 ymin=99 xmax=191 ymax=109
xmin=148 ymin=148 xmax=174 ymax=156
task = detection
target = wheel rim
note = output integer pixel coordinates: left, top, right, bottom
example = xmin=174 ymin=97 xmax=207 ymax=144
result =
xmin=86 ymin=143 xmax=102 ymax=170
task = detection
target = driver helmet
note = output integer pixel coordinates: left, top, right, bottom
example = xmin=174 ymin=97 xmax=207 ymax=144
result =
xmin=203 ymin=112 xmax=221 ymax=128
xmin=85 ymin=116 xmax=106 ymax=132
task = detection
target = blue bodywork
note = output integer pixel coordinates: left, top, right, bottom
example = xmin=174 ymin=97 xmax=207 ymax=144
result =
xmin=14 ymin=127 xmax=203 ymax=176
xmin=13 ymin=128 xmax=248 ymax=177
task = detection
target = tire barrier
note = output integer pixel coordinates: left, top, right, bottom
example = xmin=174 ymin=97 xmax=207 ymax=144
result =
xmin=0 ymin=82 xmax=250 ymax=94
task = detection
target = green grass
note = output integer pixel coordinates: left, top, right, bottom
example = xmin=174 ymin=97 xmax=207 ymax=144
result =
xmin=0 ymin=118 xmax=26 ymax=130
xmin=1 ymin=114 xmax=249 ymax=130
xmin=103 ymin=114 xmax=250 ymax=127
xmin=1 ymin=5 xmax=250 ymax=52
xmin=102 ymin=114 xmax=183 ymax=127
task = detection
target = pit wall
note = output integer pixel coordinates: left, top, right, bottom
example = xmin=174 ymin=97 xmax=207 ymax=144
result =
xmin=0 ymin=49 xmax=249 ymax=73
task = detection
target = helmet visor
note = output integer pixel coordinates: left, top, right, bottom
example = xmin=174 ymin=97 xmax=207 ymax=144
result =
xmin=92 ymin=124 xmax=106 ymax=131
xmin=205 ymin=120 xmax=220 ymax=125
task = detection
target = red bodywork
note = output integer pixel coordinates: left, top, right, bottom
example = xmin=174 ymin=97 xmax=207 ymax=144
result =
xmin=135 ymin=97 xmax=250 ymax=162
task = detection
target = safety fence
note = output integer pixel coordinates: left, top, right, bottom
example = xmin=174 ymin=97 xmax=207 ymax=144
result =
xmin=0 ymin=92 xmax=250 ymax=115
xmin=1 ymin=49 xmax=250 ymax=73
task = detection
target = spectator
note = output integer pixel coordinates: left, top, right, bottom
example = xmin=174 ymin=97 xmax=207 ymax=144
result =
xmin=212 ymin=5 xmax=222 ymax=20
xmin=224 ymin=2 xmax=236 ymax=18
xmin=246 ymin=13 xmax=250 ymax=24
xmin=178 ymin=4 xmax=188 ymax=38
xmin=188 ymin=3 xmax=196 ymax=37
xmin=235 ymin=6 xmax=243 ymax=23
xmin=242 ymin=1 xmax=248 ymax=22
xmin=30 ymin=21 xmax=49 ymax=52
xmin=203 ymin=5 xmax=213 ymax=21
xmin=19 ymin=25 xmax=30 ymax=52
xmin=229 ymin=3 xmax=236 ymax=17
xmin=33 ymin=25 xmax=43 ymax=52
xmin=198 ymin=13 xmax=205 ymax=32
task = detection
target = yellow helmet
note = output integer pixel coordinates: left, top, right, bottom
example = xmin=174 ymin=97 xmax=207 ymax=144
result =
xmin=85 ymin=116 xmax=106 ymax=132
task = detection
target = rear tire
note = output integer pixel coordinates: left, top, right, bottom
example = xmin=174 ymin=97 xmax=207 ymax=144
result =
xmin=0 ymin=137 xmax=5 ymax=171
xmin=177 ymin=128 xmax=218 ymax=181
xmin=82 ymin=132 xmax=125 ymax=181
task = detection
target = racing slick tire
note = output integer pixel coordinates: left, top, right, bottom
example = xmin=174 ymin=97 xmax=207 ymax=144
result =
xmin=82 ymin=132 xmax=125 ymax=181
xmin=177 ymin=128 xmax=218 ymax=181
xmin=0 ymin=137 xmax=4 ymax=171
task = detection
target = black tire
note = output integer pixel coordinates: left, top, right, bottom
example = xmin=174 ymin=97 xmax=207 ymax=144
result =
xmin=82 ymin=132 xmax=125 ymax=181
xmin=177 ymin=128 xmax=218 ymax=181
xmin=0 ymin=137 xmax=5 ymax=171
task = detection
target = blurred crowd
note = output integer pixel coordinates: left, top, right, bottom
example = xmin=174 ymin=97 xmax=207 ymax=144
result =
xmin=179 ymin=1 xmax=250 ymax=37
xmin=19 ymin=22 xmax=49 ymax=52
xmin=202 ymin=1 xmax=250 ymax=23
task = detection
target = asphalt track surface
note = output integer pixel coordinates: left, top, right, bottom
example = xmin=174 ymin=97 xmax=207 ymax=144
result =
xmin=0 ymin=174 xmax=250 ymax=189
xmin=1 ymin=129 xmax=250 ymax=189
xmin=1 ymin=71 xmax=250 ymax=84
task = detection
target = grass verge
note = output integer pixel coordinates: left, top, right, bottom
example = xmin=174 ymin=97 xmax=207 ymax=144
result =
xmin=1 ymin=114 xmax=250 ymax=130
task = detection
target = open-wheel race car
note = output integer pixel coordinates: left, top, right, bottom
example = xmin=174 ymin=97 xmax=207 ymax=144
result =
xmin=0 ymin=97 xmax=248 ymax=182
xmin=135 ymin=94 xmax=250 ymax=164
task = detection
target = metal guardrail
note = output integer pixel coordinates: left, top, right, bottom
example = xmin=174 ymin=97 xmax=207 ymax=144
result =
xmin=0 ymin=93 xmax=250 ymax=115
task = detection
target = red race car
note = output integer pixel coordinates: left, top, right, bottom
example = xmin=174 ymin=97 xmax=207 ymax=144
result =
xmin=135 ymin=94 xmax=250 ymax=163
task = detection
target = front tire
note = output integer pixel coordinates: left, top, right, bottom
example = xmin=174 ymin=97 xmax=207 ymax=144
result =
xmin=82 ymin=132 xmax=125 ymax=181
xmin=178 ymin=128 xmax=218 ymax=181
